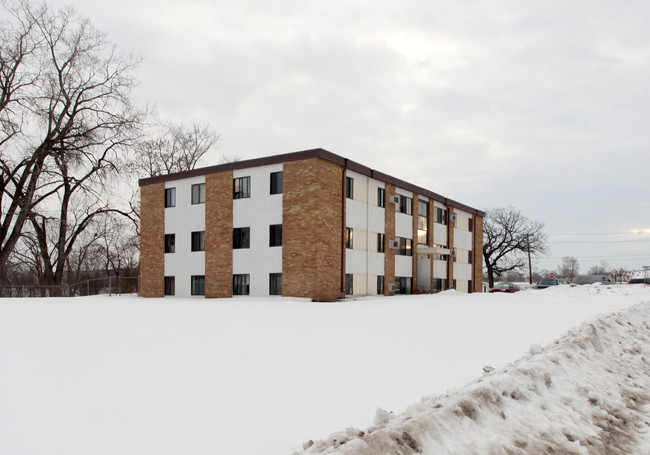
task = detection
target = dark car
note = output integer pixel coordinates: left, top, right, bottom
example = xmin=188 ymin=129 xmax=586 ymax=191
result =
xmin=489 ymin=283 xmax=520 ymax=293
xmin=535 ymin=278 xmax=564 ymax=289
xmin=628 ymin=278 xmax=650 ymax=284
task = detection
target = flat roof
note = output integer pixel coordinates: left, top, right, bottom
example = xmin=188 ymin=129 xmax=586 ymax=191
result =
xmin=139 ymin=148 xmax=485 ymax=216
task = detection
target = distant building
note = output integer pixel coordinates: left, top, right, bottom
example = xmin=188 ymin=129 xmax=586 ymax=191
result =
xmin=139 ymin=148 xmax=484 ymax=300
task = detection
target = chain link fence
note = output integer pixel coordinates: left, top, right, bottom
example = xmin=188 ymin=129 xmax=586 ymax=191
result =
xmin=0 ymin=276 xmax=139 ymax=298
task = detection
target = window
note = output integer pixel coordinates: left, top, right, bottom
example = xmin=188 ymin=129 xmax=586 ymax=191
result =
xmin=164 ymin=276 xmax=175 ymax=296
xmin=165 ymin=188 xmax=176 ymax=208
xmin=346 ymin=177 xmax=354 ymax=199
xmin=191 ymin=183 xmax=205 ymax=204
xmin=233 ymin=274 xmax=250 ymax=295
xmin=270 ymin=171 xmax=283 ymax=194
xmin=234 ymin=176 xmax=250 ymax=199
xmin=434 ymin=279 xmax=447 ymax=292
xmin=469 ymin=280 xmax=473 ymax=294
xmin=396 ymin=237 xmax=412 ymax=256
xmin=269 ymin=224 xmax=282 ymax=247
xmin=164 ymin=234 xmax=175 ymax=253
xmin=345 ymin=228 xmax=353 ymax=249
xmin=191 ymin=275 xmax=205 ymax=296
xmin=345 ymin=274 xmax=353 ymax=295
xmin=270 ymin=273 xmax=282 ymax=295
xmin=233 ymin=227 xmax=250 ymax=249
xmin=468 ymin=250 xmax=473 ymax=264
xmin=418 ymin=200 xmax=429 ymax=245
xmin=377 ymin=233 xmax=385 ymax=253
xmin=468 ymin=217 xmax=473 ymax=232
xmin=453 ymin=279 xmax=457 ymax=290
xmin=396 ymin=277 xmax=412 ymax=294
xmin=377 ymin=275 xmax=384 ymax=295
xmin=191 ymin=231 xmax=205 ymax=252
xmin=399 ymin=195 xmax=412 ymax=215
xmin=377 ymin=188 xmax=385 ymax=208
xmin=436 ymin=207 xmax=448 ymax=225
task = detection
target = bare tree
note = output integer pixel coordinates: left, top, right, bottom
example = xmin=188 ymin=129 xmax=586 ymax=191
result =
xmin=0 ymin=1 xmax=143 ymax=279
xmin=483 ymin=206 xmax=548 ymax=288
xmin=588 ymin=261 xmax=609 ymax=275
xmin=557 ymin=256 xmax=580 ymax=282
xmin=130 ymin=120 xmax=219 ymax=178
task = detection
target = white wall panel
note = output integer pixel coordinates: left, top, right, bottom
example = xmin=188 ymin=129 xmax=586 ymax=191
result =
xmin=395 ymin=255 xmax=413 ymax=277
xmin=395 ymin=213 xmax=413 ymax=238
xmin=454 ymin=229 xmax=473 ymax=251
xmin=433 ymin=223 xmax=447 ymax=246
xmin=454 ymin=262 xmax=472 ymax=281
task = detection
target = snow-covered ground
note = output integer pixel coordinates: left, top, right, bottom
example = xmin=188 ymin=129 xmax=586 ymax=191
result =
xmin=1 ymin=284 xmax=649 ymax=455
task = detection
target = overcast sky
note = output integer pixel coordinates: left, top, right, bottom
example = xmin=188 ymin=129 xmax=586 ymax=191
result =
xmin=49 ymin=0 xmax=650 ymax=274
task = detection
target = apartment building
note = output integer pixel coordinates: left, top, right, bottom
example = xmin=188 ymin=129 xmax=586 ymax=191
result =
xmin=139 ymin=148 xmax=484 ymax=300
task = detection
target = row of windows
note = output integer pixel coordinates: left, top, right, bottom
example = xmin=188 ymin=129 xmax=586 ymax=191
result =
xmin=345 ymin=275 xmax=412 ymax=295
xmin=164 ymin=274 xmax=282 ymax=296
xmin=164 ymin=225 xmax=282 ymax=253
xmin=164 ymin=172 xmax=283 ymax=208
xmin=345 ymin=229 xmax=412 ymax=256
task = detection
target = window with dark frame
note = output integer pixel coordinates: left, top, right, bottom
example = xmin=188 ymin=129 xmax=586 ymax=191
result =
xmin=468 ymin=250 xmax=473 ymax=264
xmin=191 ymin=231 xmax=205 ymax=252
xmin=164 ymin=234 xmax=175 ymax=253
xmin=345 ymin=228 xmax=353 ymax=249
xmin=468 ymin=280 xmax=473 ymax=294
xmin=436 ymin=207 xmax=448 ymax=225
xmin=418 ymin=200 xmax=429 ymax=245
xmin=270 ymin=172 xmax=283 ymax=194
xmin=468 ymin=217 xmax=473 ymax=232
xmin=377 ymin=275 xmax=384 ymax=295
xmin=399 ymin=195 xmax=413 ymax=215
xmin=377 ymin=233 xmax=385 ymax=253
xmin=164 ymin=276 xmax=175 ymax=296
xmin=233 ymin=227 xmax=250 ymax=249
xmin=396 ymin=237 xmax=412 ymax=256
xmin=269 ymin=224 xmax=282 ymax=247
xmin=191 ymin=275 xmax=205 ymax=296
xmin=345 ymin=274 xmax=353 ymax=295
xmin=233 ymin=274 xmax=250 ymax=295
xmin=346 ymin=177 xmax=354 ymax=199
xmin=165 ymin=188 xmax=176 ymax=208
xmin=396 ymin=276 xmax=412 ymax=294
xmin=377 ymin=188 xmax=385 ymax=208
xmin=269 ymin=273 xmax=282 ymax=295
xmin=191 ymin=183 xmax=205 ymax=204
xmin=234 ymin=176 xmax=251 ymax=199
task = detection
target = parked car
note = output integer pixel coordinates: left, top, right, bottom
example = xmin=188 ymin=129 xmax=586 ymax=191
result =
xmin=535 ymin=278 xmax=565 ymax=289
xmin=489 ymin=283 xmax=520 ymax=293
xmin=628 ymin=278 xmax=650 ymax=284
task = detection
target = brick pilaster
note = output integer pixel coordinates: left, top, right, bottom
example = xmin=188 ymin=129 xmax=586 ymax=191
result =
xmin=205 ymin=172 xmax=233 ymax=298
xmin=412 ymin=193 xmax=419 ymax=294
xmin=384 ymin=183 xmax=396 ymax=295
xmin=283 ymin=158 xmax=344 ymax=301
xmin=447 ymin=207 xmax=455 ymax=289
xmin=473 ymin=215 xmax=484 ymax=292
xmin=140 ymin=183 xmax=165 ymax=297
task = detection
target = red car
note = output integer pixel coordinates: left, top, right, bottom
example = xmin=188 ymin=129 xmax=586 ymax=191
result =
xmin=489 ymin=283 xmax=520 ymax=293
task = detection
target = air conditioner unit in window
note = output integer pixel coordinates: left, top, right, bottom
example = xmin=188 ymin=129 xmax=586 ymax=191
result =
xmin=449 ymin=214 xmax=457 ymax=222
xmin=388 ymin=283 xmax=399 ymax=292
xmin=389 ymin=195 xmax=400 ymax=204
xmin=389 ymin=239 xmax=399 ymax=249
xmin=450 ymin=250 xmax=456 ymax=257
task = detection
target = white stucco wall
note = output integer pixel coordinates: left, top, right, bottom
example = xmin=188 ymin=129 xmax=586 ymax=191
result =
xmin=395 ymin=255 xmax=413 ymax=277
xmin=164 ymin=176 xmax=206 ymax=297
xmin=232 ymin=164 xmax=283 ymax=297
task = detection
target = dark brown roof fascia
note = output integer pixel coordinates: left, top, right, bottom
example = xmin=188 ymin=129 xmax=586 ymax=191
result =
xmin=139 ymin=147 xmax=485 ymax=217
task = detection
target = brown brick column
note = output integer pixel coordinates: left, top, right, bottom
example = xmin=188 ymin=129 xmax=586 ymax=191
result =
xmin=428 ymin=201 xmax=435 ymax=291
xmin=473 ymin=215 xmax=484 ymax=292
xmin=384 ymin=183 xmax=396 ymax=295
xmin=411 ymin=193 xmax=419 ymax=293
xmin=283 ymin=158 xmax=344 ymax=301
xmin=140 ymin=183 xmax=165 ymax=297
xmin=205 ymin=172 xmax=233 ymax=298
xmin=447 ymin=207 xmax=455 ymax=289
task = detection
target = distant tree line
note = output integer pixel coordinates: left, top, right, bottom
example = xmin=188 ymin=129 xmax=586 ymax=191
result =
xmin=0 ymin=0 xmax=219 ymax=293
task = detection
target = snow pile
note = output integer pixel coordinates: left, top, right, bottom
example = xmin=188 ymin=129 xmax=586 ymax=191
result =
xmin=296 ymin=301 xmax=650 ymax=455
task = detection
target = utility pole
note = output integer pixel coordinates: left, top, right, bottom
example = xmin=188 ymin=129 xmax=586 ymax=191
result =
xmin=527 ymin=234 xmax=533 ymax=285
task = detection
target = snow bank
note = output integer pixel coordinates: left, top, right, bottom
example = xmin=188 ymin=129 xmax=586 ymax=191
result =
xmin=296 ymin=301 xmax=650 ymax=455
